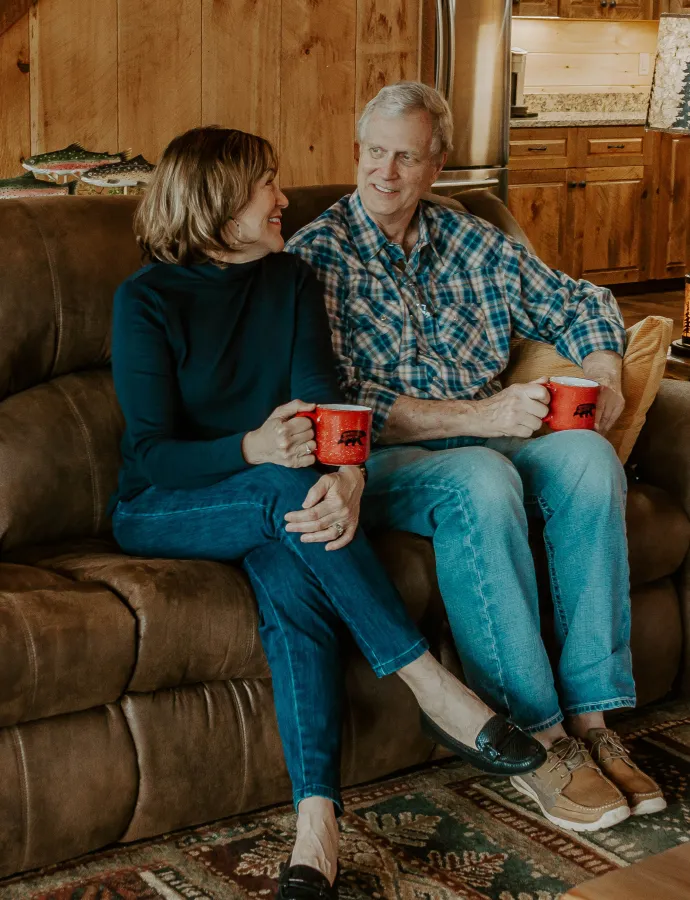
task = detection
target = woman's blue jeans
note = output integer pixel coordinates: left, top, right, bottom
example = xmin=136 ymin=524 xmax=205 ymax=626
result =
xmin=112 ymin=464 xmax=427 ymax=812
xmin=362 ymin=430 xmax=636 ymax=733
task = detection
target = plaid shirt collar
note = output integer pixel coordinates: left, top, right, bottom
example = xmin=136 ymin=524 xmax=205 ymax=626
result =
xmin=346 ymin=189 xmax=440 ymax=268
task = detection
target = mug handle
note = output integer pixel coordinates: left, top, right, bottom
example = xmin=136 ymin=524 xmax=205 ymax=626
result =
xmin=543 ymin=381 xmax=555 ymax=425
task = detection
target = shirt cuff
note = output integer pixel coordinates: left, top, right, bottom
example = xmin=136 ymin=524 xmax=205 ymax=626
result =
xmin=353 ymin=381 xmax=400 ymax=442
xmin=555 ymin=320 xmax=626 ymax=367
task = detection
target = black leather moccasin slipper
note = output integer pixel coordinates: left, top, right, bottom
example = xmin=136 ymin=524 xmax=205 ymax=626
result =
xmin=421 ymin=711 xmax=546 ymax=776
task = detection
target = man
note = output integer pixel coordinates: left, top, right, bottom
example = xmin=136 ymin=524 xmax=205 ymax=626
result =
xmin=285 ymin=81 xmax=665 ymax=833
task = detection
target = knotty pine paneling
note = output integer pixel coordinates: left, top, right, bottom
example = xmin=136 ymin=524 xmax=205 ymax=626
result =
xmin=0 ymin=13 xmax=29 ymax=177
xmin=0 ymin=0 xmax=422 ymax=185
xmin=202 ymin=0 xmax=281 ymax=148
xmin=280 ymin=0 xmax=357 ymax=186
xmin=29 ymin=0 xmax=117 ymax=155
xmin=118 ymin=0 xmax=202 ymax=163
xmin=356 ymin=0 xmax=420 ymax=119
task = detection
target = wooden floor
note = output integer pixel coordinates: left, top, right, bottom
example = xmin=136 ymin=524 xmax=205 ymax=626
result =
xmin=613 ymin=284 xmax=684 ymax=341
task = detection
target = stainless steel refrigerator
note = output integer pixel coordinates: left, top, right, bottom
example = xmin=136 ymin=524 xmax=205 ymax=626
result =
xmin=422 ymin=0 xmax=511 ymax=201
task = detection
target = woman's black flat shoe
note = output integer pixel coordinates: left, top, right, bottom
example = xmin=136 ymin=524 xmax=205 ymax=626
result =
xmin=277 ymin=860 xmax=339 ymax=900
xmin=421 ymin=711 xmax=546 ymax=776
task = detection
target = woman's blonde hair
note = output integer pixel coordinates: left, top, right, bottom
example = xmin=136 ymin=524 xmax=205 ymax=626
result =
xmin=135 ymin=126 xmax=278 ymax=266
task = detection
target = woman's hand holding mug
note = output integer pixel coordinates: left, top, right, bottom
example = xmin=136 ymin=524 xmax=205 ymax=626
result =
xmin=284 ymin=466 xmax=365 ymax=551
xmin=241 ymin=399 xmax=317 ymax=468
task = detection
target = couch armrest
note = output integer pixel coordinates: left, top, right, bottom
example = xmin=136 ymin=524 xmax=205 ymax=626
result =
xmin=632 ymin=378 xmax=690 ymax=695
xmin=633 ymin=380 xmax=690 ymax=510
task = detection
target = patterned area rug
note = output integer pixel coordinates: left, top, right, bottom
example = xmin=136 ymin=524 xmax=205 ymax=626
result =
xmin=2 ymin=700 xmax=689 ymax=900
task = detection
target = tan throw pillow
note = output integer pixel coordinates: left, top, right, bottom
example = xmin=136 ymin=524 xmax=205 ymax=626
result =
xmin=501 ymin=315 xmax=673 ymax=464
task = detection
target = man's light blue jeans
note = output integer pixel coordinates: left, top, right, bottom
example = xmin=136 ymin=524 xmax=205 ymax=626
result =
xmin=361 ymin=429 xmax=636 ymax=733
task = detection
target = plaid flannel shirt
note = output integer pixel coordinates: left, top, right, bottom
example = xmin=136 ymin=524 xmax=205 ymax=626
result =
xmin=285 ymin=190 xmax=625 ymax=440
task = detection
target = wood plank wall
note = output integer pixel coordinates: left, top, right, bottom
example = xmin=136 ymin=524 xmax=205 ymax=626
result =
xmin=0 ymin=0 xmax=421 ymax=182
xmin=511 ymin=18 xmax=659 ymax=95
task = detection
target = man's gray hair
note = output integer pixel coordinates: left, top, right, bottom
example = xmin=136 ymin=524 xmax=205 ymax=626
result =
xmin=357 ymin=82 xmax=454 ymax=157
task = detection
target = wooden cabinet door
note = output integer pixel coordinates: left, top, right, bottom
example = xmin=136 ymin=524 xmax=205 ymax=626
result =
xmin=569 ymin=165 xmax=653 ymax=284
xmin=508 ymin=169 xmax=571 ymax=274
xmin=653 ymin=134 xmax=690 ymax=279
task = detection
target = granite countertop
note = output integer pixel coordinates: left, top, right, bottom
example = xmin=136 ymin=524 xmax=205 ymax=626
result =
xmin=510 ymin=110 xmax=647 ymax=128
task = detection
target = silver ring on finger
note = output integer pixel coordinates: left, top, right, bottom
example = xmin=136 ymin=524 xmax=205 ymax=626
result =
xmin=301 ymin=442 xmax=312 ymax=457
xmin=333 ymin=522 xmax=344 ymax=538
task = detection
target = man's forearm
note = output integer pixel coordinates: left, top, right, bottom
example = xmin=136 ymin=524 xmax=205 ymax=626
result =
xmin=377 ymin=395 xmax=486 ymax=444
xmin=581 ymin=350 xmax=623 ymax=389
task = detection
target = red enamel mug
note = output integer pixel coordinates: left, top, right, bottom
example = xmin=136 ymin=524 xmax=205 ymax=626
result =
xmin=544 ymin=376 xmax=600 ymax=431
xmin=295 ymin=404 xmax=373 ymax=465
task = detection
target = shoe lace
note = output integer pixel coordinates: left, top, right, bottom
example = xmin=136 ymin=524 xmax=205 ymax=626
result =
xmin=548 ymin=738 xmax=589 ymax=779
xmin=592 ymin=730 xmax=629 ymax=762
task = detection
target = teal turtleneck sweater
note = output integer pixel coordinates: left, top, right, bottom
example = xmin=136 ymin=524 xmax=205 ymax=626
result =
xmin=110 ymin=252 xmax=343 ymax=508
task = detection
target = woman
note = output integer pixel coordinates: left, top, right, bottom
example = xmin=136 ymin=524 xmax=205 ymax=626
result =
xmin=110 ymin=126 xmax=544 ymax=899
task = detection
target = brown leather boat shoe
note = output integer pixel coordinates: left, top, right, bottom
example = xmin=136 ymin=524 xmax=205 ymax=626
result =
xmin=585 ymin=728 xmax=667 ymax=816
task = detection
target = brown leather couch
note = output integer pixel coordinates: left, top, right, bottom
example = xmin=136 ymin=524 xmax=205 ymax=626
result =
xmin=0 ymin=187 xmax=689 ymax=880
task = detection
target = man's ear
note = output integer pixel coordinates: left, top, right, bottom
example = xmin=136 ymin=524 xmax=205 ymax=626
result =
xmin=354 ymin=142 xmax=360 ymax=164
xmin=432 ymin=151 xmax=447 ymax=183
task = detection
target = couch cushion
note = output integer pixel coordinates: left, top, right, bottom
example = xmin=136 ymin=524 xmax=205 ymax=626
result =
xmin=12 ymin=540 xmax=269 ymax=693
xmin=0 ymin=704 xmax=138 ymax=879
xmin=0 ymin=564 xmax=135 ymax=728
xmin=11 ymin=531 xmax=439 ymax=696
xmin=0 ymin=370 xmax=123 ymax=552
xmin=626 ymin=483 xmax=690 ymax=586
xmin=0 ymin=197 xmax=140 ymax=404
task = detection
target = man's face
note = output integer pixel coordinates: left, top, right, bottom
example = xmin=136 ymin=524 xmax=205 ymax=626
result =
xmin=356 ymin=110 xmax=446 ymax=223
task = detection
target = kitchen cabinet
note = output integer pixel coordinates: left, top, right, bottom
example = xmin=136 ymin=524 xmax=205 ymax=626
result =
xmin=508 ymin=125 xmax=661 ymax=285
xmin=508 ymin=169 xmax=570 ymax=271
xmin=514 ymin=0 xmax=654 ymax=15
xmin=568 ymin=165 xmax=653 ymax=283
xmin=652 ymin=133 xmax=690 ymax=280
xmin=508 ymin=127 xmax=573 ymax=170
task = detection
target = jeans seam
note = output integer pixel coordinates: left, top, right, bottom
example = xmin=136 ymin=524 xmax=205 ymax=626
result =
xmin=243 ymin=557 xmax=308 ymax=796
xmin=534 ymin=493 xmax=570 ymax=640
xmin=524 ymin=710 xmax=564 ymax=734
xmin=373 ymin=637 xmax=428 ymax=677
xmin=453 ymin=483 xmax=511 ymax=713
xmin=115 ymin=500 xmax=263 ymax=518
xmin=293 ymin=784 xmax=343 ymax=813
xmin=563 ymin=697 xmax=636 ymax=715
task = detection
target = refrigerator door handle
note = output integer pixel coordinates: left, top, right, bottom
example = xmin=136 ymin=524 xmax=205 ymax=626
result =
xmin=434 ymin=0 xmax=447 ymax=97
xmin=446 ymin=0 xmax=456 ymax=105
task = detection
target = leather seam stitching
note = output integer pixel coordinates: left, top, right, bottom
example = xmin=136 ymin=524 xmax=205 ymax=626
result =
xmin=54 ymin=382 xmax=100 ymax=533
xmin=3 ymin=596 xmax=39 ymax=715
xmin=228 ymin=681 xmax=249 ymax=811
xmin=10 ymin=727 xmax=31 ymax=872
xmin=19 ymin=201 xmax=63 ymax=377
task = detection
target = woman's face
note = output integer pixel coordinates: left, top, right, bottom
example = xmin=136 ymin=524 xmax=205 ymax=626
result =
xmin=225 ymin=171 xmax=289 ymax=262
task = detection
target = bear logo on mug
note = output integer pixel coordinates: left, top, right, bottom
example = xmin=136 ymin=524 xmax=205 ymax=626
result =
xmin=338 ymin=429 xmax=367 ymax=448
xmin=573 ymin=402 xmax=596 ymax=419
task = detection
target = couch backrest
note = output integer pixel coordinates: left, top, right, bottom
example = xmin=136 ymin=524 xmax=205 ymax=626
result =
xmin=0 ymin=188 xmax=529 ymax=552
xmin=0 ymin=198 xmax=145 ymax=550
